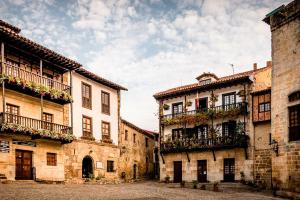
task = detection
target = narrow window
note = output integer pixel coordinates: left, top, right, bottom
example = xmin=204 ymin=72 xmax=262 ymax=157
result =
xmin=107 ymin=160 xmax=114 ymax=172
xmin=125 ymin=130 xmax=128 ymax=141
xmin=82 ymin=82 xmax=92 ymax=109
xmin=42 ymin=112 xmax=53 ymax=130
xmin=101 ymin=91 xmax=110 ymax=115
xmin=82 ymin=116 xmax=92 ymax=138
xmin=102 ymin=121 xmax=110 ymax=141
xmin=6 ymin=104 xmax=19 ymax=124
xmin=172 ymin=128 xmax=183 ymax=140
xmin=133 ymin=133 xmax=136 ymax=143
xmin=47 ymin=153 xmax=57 ymax=166
xmin=222 ymin=92 xmax=236 ymax=106
xmin=289 ymin=105 xmax=300 ymax=141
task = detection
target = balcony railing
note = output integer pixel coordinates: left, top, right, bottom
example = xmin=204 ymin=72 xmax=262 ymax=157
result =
xmin=161 ymin=102 xmax=247 ymax=125
xmin=160 ymin=133 xmax=248 ymax=153
xmin=0 ymin=112 xmax=74 ymax=143
xmin=1 ymin=62 xmax=72 ymax=104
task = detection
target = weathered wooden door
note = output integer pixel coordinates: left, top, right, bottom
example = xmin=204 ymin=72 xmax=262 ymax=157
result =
xmin=224 ymin=158 xmax=235 ymax=182
xmin=197 ymin=160 xmax=207 ymax=182
xmin=173 ymin=161 xmax=182 ymax=183
xmin=15 ymin=150 xmax=32 ymax=180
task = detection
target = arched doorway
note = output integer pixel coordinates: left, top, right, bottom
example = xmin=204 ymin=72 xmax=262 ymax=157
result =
xmin=133 ymin=164 xmax=137 ymax=179
xmin=82 ymin=156 xmax=93 ymax=178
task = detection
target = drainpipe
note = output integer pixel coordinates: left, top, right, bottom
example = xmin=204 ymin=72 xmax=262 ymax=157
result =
xmin=1 ymin=42 xmax=5 ymax=116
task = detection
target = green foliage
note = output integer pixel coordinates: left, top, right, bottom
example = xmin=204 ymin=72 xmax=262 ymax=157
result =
xmin=0 ymin=122 xmax=74 ymax=142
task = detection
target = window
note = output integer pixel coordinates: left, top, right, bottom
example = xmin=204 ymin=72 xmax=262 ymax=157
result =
xmin=172 ymin=102 xmax=183 ymax=115
xmin=82 ymin=116 xmax=92 ymax=138
xmin=102 ymin=121 xmax=110 ymax=141
xmin=107 ymin=160 xmax=114 ymax=172
xmin=145 ymin=137 xmax=149 ymax=147
xmin=101 ymin=91 xmax=110 ymax=115
xmin=82 ymin=82 xmax=92 ymax=109
xmin=42 ymin=112 xmax=53 ymax=130
xmin=289 ymin=105 xmax=300 ymax=141
xmin=259 ymin=102 xmax=271 ymax=112
xmin=199 ymin=79 xmax=211 ymax=85
xmin=197 ymin=125 xmax=208 ymax=139
xmin=6 ymin=104 xmax=19 ymax=123
xmin=222 ymin=121 xmax=236 ymax=137
xmin=172 ymin=128 xmax=183 ymax=140
xmin=289 ymin=91 xmax=300 ymax=102
xmin=223 ymin=92 xmax=236 ymax=106
xmin=133 ymin=133 xmax=136 ymax=143
xmin=47 ymin=153 xmax=57 ymax=166
xmin=125 ymin=130 xmax=128 ymax=141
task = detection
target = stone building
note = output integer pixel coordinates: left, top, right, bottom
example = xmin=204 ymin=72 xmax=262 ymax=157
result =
xmin=0 ymin=20 xmax=80 ymax=181
xmin=119 ymin=119 xmax=158 ymax=180
xmin=64 ymin=68 xmax=127 ymax=181
xmin=263 ymin=0 xmax=300 ymax=194
xmin=154 ymin=63 xmax=272 ymax=183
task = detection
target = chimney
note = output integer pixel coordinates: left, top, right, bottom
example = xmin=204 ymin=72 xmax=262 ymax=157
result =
xmin=253 ymin=63 xmax=257 ymax=71
xmin=266 ymin=61 xmax=272 ymax=67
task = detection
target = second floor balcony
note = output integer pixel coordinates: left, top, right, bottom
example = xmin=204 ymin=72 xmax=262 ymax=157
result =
xmin=161 ymin=102 xmax=247 ymax=126
xmin=0 ymin=112 xmax=74 ymax=143
xmin=0 ymin=62 xmax=72 ymax=104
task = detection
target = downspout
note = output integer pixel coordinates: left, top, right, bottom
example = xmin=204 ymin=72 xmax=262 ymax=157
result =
xmin=1 ymin=42 xmax=5 ymax=117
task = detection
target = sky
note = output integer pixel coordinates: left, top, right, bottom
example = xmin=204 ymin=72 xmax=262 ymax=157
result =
xmin=0 ymin=0 xmax=290 ymax=132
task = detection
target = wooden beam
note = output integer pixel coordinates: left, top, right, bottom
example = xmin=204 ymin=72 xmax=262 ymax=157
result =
xmin=1 ymin=42 xmax=5 ymax=115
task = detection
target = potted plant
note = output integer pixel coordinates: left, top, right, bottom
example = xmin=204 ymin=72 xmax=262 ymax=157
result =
xmin=163 ymin=104 xmax=170 ymax=110
xmin=192 ymin=180 xmax=198 ymax=189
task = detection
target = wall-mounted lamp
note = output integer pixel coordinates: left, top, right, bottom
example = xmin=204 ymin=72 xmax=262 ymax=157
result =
xmin=270 ymin=139 xmax=279 ymax=156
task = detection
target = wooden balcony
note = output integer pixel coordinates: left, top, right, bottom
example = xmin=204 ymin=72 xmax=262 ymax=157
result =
xmin=161 ymin=102 xmax=247 ymax=126
xmin=0 ymin=112 xmax=74 ymax=143
xmin=160 ymin=133 xmax=248 ymax=153
xmin=1 ymin=62 xmax=72 ymax=104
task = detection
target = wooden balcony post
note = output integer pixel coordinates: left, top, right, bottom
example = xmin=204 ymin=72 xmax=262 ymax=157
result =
xmin=1 ymin=42 xmax=5 ymax=114
xmin=40 ymin=59 xmax=43 ymax=120
xmin=70 ymin=70 xmax=73 ymax=129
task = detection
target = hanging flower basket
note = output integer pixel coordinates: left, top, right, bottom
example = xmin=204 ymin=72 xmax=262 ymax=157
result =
xmin=186 ymin=101 xmax=192 ymax=107
xmin=163 ymin=104 xmax=170 ymax=110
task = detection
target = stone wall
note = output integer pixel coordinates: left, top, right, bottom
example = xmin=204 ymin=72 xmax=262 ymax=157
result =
xmin=119 ymin=121 xmax=155 ymax=180
xmin=0 ymin=134 xmax=65 ymax=181
xmin=160 ymin=148 xmax=252 ymax=182
xmin=254 ymin=149 xmax=272 ymax=188
xmin=268 ymin=0 xmax=300 ymax=192
xmin=64 ymin=139 xmax=120 ymax=181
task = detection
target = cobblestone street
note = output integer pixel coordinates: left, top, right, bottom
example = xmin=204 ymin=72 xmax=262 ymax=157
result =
xmin=0 ymin=181 xmax=287 ymax=200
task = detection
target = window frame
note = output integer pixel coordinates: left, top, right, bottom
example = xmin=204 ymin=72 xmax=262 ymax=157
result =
xmin=107 ymin=160 xmax=114 ymax=172
xmin=101 ymin=121 xmax=111 ymax=141
xmin=42 ymin=112 xmax=53 ymax=130
xmin=6 ymin=103 xmax=20 ymax=124
xmin=222 ymin=92 xmax=236 ymax=106
xmin=133 ymin=133 xmax=136 ymax=143
xmin=101 ymin=91 xmax=110 ymax=115
xmin=172 ymin=102 xmax=183 ymax=115
xmin=172 ymin=128 xmax=183 ymax=140
xmin=82 ymin=115 xmax=93 ymax=138
xmin=125 ymin=129 xmax=128 ymax=141
xmin=47 ymin=152 xmax=57 ymax=166
xmin=82 ymin=82 xmax=92 ymax=109
xmin=258 ymin=102 xmax=271 ymax=113
xmin=289 ymin=104 xmax=300 ymax=141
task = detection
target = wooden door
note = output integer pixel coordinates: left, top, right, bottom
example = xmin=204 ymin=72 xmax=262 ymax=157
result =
xmin=224 ymin=158 xmax=235 ymax=182
xmin=16 ymin=150 xmax=32 ymax=180
xmin=173 ymin=161 xmax=182 ymax=183
xmin=197 ymin=160 xmax=207 ymax=182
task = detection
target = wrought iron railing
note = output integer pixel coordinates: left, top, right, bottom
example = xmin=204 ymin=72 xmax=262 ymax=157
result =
xmin=162 ymin=102 xmax=247 ymax=120
xmin=1 ymin=62 xmax=71 ymax=95
xmin=0 ymin=112 xmax=72 ymax=138
xmin=160 ymin=133 xmax=248 ymax=153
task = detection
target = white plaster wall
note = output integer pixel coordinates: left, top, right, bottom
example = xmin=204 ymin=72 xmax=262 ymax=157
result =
xmin=72 ymin=73 xmax=119 ymax=145
xmin=161 ymin=85 xmax=245 ymax=116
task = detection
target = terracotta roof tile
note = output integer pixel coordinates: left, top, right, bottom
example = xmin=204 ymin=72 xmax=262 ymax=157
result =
xmin=154 ymin=66 xmax=271 ymax=99
xmin=75 ymin=67 xmax=127 ymax=91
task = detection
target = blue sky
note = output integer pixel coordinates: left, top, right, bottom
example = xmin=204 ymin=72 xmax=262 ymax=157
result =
xmin=0 ymin=0 xmax=290 ymax=131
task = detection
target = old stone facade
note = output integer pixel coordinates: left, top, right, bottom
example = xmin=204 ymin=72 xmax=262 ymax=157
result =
xmin=119 ymin=119 xmax=158 ymax=180
xmin=264 ymin=0 xmax=300 ymax=193
xmin=0 ymin=20 xmax=78 ymax=181
xmin=154 ymin=64 xmax=272 ymax=183
xmin=64 ymin=69 xmax=127 ymax=182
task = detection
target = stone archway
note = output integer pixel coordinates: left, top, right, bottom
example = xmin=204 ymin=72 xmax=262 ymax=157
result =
xmin=82 ymin=156 xmax=93 ymax=178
